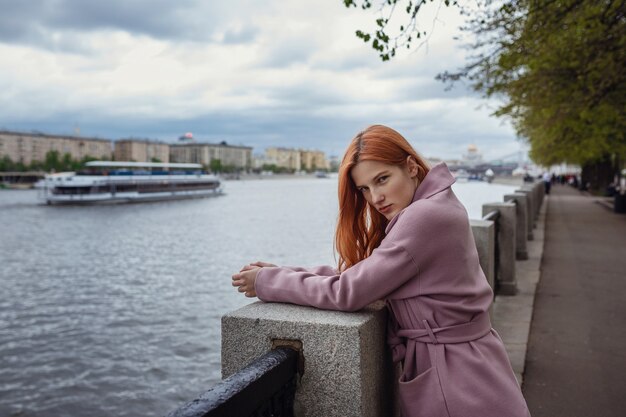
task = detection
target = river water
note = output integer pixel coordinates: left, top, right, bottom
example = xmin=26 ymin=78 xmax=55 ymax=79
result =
xmin=0 ymin=177 xmax=518 ymax=416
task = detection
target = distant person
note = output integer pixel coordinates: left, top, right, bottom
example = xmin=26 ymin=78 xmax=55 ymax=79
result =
xmin=543 ymin=171 xmax=552 ymax=194
xmin=232 ymin=125 xmax=530 ymax=417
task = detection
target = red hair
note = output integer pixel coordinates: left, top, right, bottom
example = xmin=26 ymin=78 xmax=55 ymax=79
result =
xmin=334 ymin=125 xmax=430 ymax=271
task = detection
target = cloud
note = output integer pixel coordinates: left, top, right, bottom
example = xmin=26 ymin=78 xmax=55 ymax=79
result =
xmin=0 ymin=0 xmax=265 ymax=51
xmin=0 ymin=0 xmax=523 ymax=162
xmin=221 ymin=26 xmax=259 ymax=45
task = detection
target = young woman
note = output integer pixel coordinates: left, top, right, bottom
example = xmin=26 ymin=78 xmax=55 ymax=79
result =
xmin=232 ymin=125 xmax=530 ymax=417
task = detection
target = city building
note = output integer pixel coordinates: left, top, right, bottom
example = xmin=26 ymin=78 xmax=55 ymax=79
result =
xmin=170 ymin=141 xmax=252 ymax=170
xmin=0 ymin=130 xmax=112 ymax=165
xmin=300 ymin=149 xmax=330 ymax=171
xmin=264 ymin=147 xmax=329 ymax=172
xmin=114 ymin=139 xmax=170 ymax=163
xmin=265 ymin=147 xmax=302 ymax=171
xmin=328 ymin=155 xmax=341 ymax=172
xmin=461 ymin=144 xmax=484 ymax=168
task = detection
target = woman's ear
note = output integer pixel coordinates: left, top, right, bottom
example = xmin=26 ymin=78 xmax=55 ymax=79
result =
xmin=406 ymin=156 xmax=419 ymax=177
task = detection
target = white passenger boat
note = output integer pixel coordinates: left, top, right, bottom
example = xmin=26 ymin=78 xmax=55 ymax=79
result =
xmin=38 ymin=161 xmax=223 ymax=205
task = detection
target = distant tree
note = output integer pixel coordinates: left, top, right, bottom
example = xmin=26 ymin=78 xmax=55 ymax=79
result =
xmin=210 ymin=158 xmax=223 ymax=173
xmin=261 ymin=163 xmax=277 ymax=172
xmin=221 ymin=164 xmax=237 ymax=173
xmin=0 ymin=156 xmax=15 ymax=171
xmin=71 ymin=155 xmax=98 ymax=171
xmin=30 ymin=160 xmax=44 ymax=171
xmin=44 ymin=150 xmax=61 ymax=172
xmin=261 ymin=163 xmax=294 ymax=173
xmin=61 ymin=153 xmax=73 ymax=171
xmin=150 ymin=157 xmax=162 ymax=163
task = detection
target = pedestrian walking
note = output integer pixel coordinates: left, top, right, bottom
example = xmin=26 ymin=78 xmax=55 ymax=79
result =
xmin=543 ymin=171 xmax=552 ymax=194
xmin=232 ymin=125 xmax=530 ymax=417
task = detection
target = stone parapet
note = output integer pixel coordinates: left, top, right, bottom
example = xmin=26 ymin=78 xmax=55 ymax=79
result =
xmin=483 ymin=201 xmax=517 ymax=295
xmin=470 ymin=219 xmax=495 ymax=319
xmin=515 ymin=188 xmax=535 ymax=240
xmin=221 ymin=301 xmax=393 ymax=417
xmin=504 ymin=193 xmax=529 ymax=260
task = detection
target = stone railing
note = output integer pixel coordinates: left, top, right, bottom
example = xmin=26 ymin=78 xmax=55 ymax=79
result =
xmin=167 ymin=180 xmax=545 ymax=417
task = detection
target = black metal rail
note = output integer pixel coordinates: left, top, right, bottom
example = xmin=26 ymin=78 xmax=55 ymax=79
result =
xmin=166 ymin=347 xmax=299 ymax=417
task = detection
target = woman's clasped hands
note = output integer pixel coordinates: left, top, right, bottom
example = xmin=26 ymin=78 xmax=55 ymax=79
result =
xmin=232 ymin=261 xmax=276 ymax=298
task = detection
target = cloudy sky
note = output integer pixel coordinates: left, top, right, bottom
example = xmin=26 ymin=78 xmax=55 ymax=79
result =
xmin=0 ymin=0 xmax=527 ymax=161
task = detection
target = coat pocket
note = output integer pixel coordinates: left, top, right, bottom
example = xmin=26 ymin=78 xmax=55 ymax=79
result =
xmin=398 ymin=367 xmax=449 ymax=417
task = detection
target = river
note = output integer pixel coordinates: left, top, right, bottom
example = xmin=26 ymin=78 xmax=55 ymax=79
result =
xmin=0 ymin=176 xmax=519 ymax=416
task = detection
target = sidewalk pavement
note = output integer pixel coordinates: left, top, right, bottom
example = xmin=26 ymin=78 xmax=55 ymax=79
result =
xmin=521 ymin=184 xmax=626 ymax=417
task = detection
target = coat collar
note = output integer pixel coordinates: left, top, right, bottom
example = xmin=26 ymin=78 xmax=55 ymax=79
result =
xmin=384 ymin=162 xmax=456 ymax=234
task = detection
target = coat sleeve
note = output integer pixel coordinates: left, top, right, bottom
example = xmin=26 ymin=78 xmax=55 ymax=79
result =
xmin=282 ymin=265 xmax=339 ymax=275
xmin=255 ymin=238 xmax=418 ymax=312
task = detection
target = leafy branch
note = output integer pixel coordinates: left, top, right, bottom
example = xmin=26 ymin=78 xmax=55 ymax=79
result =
xmin=344 ymin=0 xmax=459 ymax=61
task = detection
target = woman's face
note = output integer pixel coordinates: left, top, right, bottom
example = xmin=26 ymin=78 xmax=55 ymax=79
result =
xmin=350 ymin=157 xmax=419 ymax=221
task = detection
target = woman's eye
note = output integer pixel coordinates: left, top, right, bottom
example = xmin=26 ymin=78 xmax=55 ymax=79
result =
xmin=358 ymin=187 xmax=368 ymax=193
xmin=378 ymin=176 xmax=388 ymax=183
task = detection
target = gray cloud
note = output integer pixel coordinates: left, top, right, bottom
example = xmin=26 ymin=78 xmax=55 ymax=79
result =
xmin=221 ymin=26 xmax=259 ymax=45
xmin=0 ymin=0 xmax=260 ymax=50
xmin=394 ymin=77 xmax=474 ymax=101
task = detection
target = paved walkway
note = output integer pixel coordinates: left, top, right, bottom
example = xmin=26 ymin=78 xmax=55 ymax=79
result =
xmin=523 ymin=184 xmax=626 ymax=417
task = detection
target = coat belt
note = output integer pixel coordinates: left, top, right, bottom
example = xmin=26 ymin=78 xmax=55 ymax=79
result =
xmin=396 ymin=312 xmax=492 ymax=345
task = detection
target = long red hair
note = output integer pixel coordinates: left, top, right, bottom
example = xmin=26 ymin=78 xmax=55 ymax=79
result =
xmin=335 ymin=125 xmax=430 ymax=271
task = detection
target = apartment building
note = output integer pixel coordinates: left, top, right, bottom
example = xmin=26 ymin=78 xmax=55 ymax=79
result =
xmin=0 ymin=130 xmax=112 ymax=165
xmin=300 ymin=149 xmax=330 ymax=171
xmin=114 ymin=139 xmax=170 ymax=163
xmin=264 ymin=147 xmax=329 ymax=172
xmin=170 ymin=142 xmax=253 ymax=170
xmin=265 ymin=147 xmax=302 ymax=171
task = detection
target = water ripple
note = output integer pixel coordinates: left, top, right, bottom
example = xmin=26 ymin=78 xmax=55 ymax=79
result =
xmin=0 ymin=179 xmax=516 ymax=416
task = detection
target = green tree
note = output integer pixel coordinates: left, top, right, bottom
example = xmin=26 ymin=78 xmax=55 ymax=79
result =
xmin=44 ymin=150 xmax=61 ymax=172
xmin=210 ymin=158 xmax=223 ymax=173
xmin=0 ymin=156 xmax=13 ymax=171
xmin=61 ymin=153 xmax=73 ymax=171
xmin=344 ymin=0 xmax=626 ymax=191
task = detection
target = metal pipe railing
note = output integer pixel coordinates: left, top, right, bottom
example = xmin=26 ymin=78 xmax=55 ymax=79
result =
xmin=166 ymin=347 xmax=299 ymax=417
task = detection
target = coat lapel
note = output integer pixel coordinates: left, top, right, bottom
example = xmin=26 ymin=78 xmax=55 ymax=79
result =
xmin=385 ymin=162 xmax=456 ymax=234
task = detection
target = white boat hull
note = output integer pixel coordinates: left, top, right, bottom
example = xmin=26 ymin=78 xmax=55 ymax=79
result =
xmin=38 ymin=170 xmax=224 ymax=205
xmin=42 ymin=188 xmax=223 ymax=205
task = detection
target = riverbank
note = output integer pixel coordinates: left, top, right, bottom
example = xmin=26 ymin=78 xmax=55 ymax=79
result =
xmin=226 ymin=173 xmax=526 ymax=185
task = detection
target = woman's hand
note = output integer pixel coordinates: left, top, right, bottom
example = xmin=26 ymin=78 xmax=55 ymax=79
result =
xmin=233 ymin=261 xmax=276 ymax=297
xmin=241 ymin=261 xmax=277 ymax=271
xmin=232 ymin=266 xmax=261 ymax=298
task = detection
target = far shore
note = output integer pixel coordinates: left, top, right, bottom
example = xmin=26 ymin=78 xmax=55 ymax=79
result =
xmin=222 ymin=173 xmax=525 ymax=186
xmin=0 ymin=173 xmax=526 ymax=188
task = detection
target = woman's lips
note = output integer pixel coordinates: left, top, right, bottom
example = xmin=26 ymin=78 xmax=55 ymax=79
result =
xmin=379 ymin=204 xmax=392 ymax=214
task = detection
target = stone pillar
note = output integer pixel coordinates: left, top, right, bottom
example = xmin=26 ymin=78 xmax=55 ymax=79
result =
xmin=525 ymin=181 xmax=543 ymax=220
xmin=514 ymin=188 xmax=534 ymax=240
xmin=470 ymin=219 xmax=495 ymax=319
xmin=504 ymin=193 xmax=529 ymax=260
xmin=482 ymin=202 xmax=518 ymax=295
xmin=221 ymin=302 xmax=393 ymax=417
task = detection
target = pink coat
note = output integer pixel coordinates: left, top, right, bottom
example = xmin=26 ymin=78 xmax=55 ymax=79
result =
xmin=255 ymin=163 xmax=530 ymax=417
